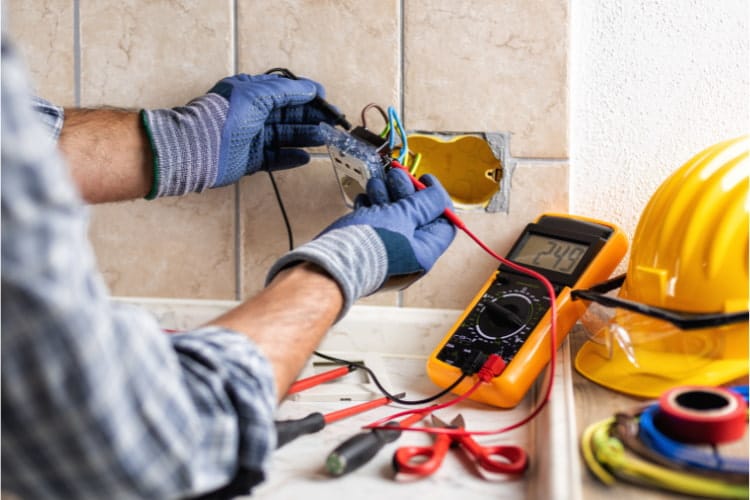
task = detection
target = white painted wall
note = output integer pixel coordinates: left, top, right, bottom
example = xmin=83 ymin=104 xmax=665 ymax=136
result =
xmin=570 ymin=1 xmax=749 ymax=246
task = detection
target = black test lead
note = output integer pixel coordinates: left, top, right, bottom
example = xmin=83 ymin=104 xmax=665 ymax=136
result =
xmin=265 ymin=67 xmax=352 ymax=130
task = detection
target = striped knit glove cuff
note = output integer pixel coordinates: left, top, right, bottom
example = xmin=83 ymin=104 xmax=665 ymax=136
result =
xmin=140 ymin=93 xmax=228 ymax=199
xmin=265 ymin=226 xmax=388 ymax=320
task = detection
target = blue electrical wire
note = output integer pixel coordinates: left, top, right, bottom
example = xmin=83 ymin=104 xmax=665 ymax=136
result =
xmin=387 ymin=106 xmax=409 ymax=164
xmin=638 ymin=402 xmax=749 ymax=474
xmin=730 ymin=385 xmax=749 ymax=402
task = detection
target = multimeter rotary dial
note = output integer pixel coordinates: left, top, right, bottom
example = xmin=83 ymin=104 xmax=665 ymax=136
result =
xmin=436 ymin=275 xmax=552 ymax=365
xmin=476 ymin=291 xmax=538 ymax=339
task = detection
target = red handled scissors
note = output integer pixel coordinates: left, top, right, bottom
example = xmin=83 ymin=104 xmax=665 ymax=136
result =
xmin=392 ymin=414 xmax=527 ymax=476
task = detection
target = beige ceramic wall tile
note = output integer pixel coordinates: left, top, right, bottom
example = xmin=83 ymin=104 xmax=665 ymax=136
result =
xmin=80 ymin=0 xmax=236 ymax=299
xmin=80 ymin=0 xmax=233 ymax=107
xmin=240 ymin=157 xmax=399 ymax=307
xmin=89 ymin=189 xmax=236 ymax=299
xmin=402 ymin=162 xmax=569 ymax=309
xmin=236 ymin=0 xmax=400 ymax=127
xmin=403 ymin=0 xmax=568 ymax=158
xmin=4 ymin=0 xmax=75 ymax=105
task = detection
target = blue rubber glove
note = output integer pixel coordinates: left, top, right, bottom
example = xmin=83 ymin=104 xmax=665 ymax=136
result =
xmin=141 ymin=73 xmax=335 ymax=198
xmin=267 ymin=168 xmax=457 ymax=317
xmin=327 ymin=168 xmax=456 ymax=281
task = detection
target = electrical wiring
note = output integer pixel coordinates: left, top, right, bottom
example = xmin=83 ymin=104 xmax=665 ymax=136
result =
xmin=610 ymin=411 xmax=749 ymax=484
xmin=267 ymin=171 xmax=294 ymax=250
xmin=406 ymin=152 xmax=422 ymax=174
xmin=638 ymin=403 xmax=749 ymax=474
xmin=582 ymin=416 xmax=749 ymax=499
xmin=312 ymin=351 xmax=467 ymax=406
xmin=363 ymin=355 xmax=507 ymax=427
xmin=387 ymin=106 xmax=409 ymax=164
xmin=360 ymin=103 xmax=388 ymax=132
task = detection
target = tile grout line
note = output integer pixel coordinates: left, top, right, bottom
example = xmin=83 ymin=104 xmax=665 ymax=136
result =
xmin=396 ymin=0 xmax=405 ymax=308
xmin=399 ymin=0 xmax=405 ymax=122
xmin=511 ymin=157 xmax=570 ymax=164
xmin=73 ymin=0 xmax=81 ymax=106
xmin=232 ymin=0 xmax=242 ymax=301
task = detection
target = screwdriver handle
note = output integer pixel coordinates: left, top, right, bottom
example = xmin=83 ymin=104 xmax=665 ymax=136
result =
xmin=275 ymin=394 xmax=402 ymax=449
xmin=325 ymin=411 xmax=426 ymax=476
xmin=326 ymin=423 xmax=402 ymax=476
xmin=275 ymin=413 xmax=326 ymax=448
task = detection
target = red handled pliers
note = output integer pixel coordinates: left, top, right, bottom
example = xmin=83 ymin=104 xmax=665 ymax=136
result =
xmin=392 ymin=414 xmax=527 ymax=476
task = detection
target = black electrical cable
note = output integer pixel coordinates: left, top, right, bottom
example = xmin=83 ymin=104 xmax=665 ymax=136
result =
xmin=312 ymin=351 xmax=467 ymax=406
xmin=264 ymin=67 xmax=351 ymax=130
xmin=267 ymin=171 xmax=294 ymax=251
xmin=264 ymin=67 xmax=297 ymax=78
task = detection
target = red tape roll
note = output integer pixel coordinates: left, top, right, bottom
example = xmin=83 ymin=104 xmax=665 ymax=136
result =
xmin=657 ymin=386 xmax=747 ymax=444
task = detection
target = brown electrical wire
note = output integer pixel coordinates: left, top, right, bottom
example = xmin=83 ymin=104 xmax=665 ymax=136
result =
xmin=610 ymin=411 xmax=749 ymax=485
xmin=360 ymin=103 xmax=388 ymax=130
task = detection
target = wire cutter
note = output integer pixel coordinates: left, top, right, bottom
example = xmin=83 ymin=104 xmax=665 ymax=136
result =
xmin=392 ymin=414 xmax=528 ymax=476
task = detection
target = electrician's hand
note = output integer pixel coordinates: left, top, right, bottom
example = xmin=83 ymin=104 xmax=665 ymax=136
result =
xmin=327 ymin=168 xmax=456 ymax=282
xmin=141 ymin=73 xmax=335 ymax=198
xmin=266 ymin=168 xmax=457 ymax=318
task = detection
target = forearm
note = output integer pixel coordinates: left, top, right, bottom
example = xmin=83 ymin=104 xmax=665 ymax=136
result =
xmin=58 ymin=108 xmax=153 ymax=203
xmin=207 ymin=262 xmax=344 ymax=397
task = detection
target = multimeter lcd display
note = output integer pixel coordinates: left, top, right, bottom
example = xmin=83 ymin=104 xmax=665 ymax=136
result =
xmin=510 ymin=234 xmax=589 ymax=274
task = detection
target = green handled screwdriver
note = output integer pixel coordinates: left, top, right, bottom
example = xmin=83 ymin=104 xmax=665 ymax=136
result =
xmin=325 ymin=411 xmax=426 ymax=476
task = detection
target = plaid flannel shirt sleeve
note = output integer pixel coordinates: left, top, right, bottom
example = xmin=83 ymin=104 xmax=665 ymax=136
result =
xmin=1 ymin=39 xmax=277 ymax=500
xmin=31 ymin=95 xmax=65 ymax=140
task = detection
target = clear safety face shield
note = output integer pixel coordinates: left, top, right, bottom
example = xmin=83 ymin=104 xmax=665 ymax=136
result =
xmin=571 ymin=275 xmax=749 ymax=396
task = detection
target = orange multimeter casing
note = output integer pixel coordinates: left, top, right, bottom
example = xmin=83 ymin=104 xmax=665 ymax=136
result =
xmin=426 ymin=213 xmax=628 ymax=408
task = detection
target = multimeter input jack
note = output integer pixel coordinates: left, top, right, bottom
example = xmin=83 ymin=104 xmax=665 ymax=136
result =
xmin=458 ymin=351 xmax=489 ymax=376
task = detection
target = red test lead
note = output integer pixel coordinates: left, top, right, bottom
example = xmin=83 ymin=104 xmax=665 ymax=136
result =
xmin=274 ymin=393 xmax=404 ymax=448
xmin=286 ymin=365 xmax=357 ymax=395
xmin=323 ymin=394 xmax=398 ymax=425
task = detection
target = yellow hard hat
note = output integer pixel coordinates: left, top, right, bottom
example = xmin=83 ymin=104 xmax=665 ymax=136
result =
xmin=574 ymin=136 xmax=749 ymax=398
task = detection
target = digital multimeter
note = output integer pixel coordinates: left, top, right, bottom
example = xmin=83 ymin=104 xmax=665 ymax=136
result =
xmin=426 ymin=213 xmax=628 ymax=408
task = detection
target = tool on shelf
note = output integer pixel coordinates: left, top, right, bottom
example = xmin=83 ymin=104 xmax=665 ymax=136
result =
xmin=285 ymin=364 xmax=359 ymax=396
xmin=275 ymin=393 xmax=404 ymax=448
xmin=392 ymin=414 xmax=527 ymax=476
xmin=325 ymin=411 xmax=427 ymax=476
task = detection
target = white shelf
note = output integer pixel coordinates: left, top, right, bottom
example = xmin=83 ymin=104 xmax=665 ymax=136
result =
xmin=116 ymin=300 xmax=581 ymax=500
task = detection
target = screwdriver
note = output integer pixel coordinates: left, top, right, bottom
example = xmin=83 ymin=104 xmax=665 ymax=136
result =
xmin=325 ymin=410 xmax=427 ymax=476
xmin=275 ymin=393 xmax=405 ymax=448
